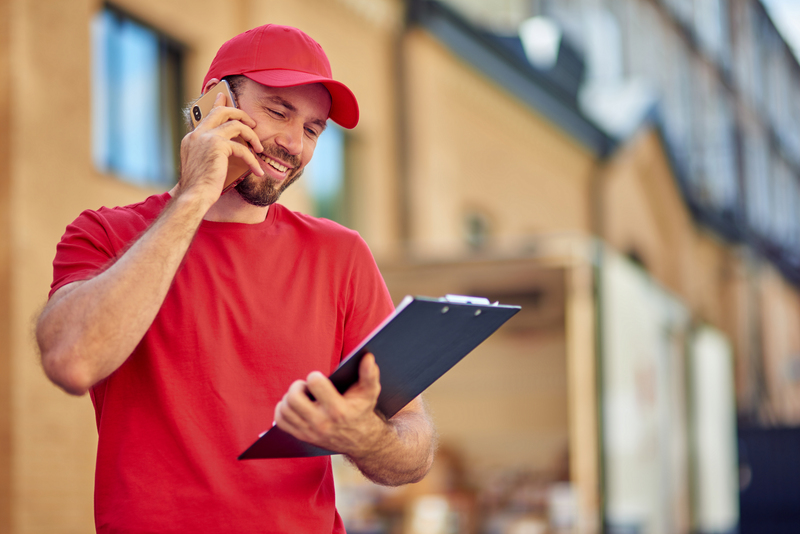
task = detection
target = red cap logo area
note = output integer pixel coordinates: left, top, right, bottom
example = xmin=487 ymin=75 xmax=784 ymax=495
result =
xmin=203 ymin=24 xmax=359 ymax=129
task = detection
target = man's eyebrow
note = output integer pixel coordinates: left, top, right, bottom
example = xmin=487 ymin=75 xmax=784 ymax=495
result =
xmin=262 ymin=96 xmax=328 ymax=131
xmin=310 ymin=118 xmax=328 ymax=132
xmin=265 ymin=96 xmax=297 ymax=113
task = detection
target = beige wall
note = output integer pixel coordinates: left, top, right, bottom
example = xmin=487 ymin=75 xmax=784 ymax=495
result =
xmin=5 ymin=0 xmax=800 ymax=531
xmin=7 ymin=0 xmax=404 ymax=531
xmin=759 ymin=265 xmax=800 ymax=424
xmin=14 ymin=1 xmax=102 ymax=532
xmin=403 ymin=29 xmax=596 ymax=259
xmin=1 ymin=0 xmax=11 ymax=530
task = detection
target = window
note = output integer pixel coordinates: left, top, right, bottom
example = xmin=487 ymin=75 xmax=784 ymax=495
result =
xmin=303 ymin=124 xmax=348 ymax=224
xmin=689 ymin=63 xmax=713 ymax=202
xmin=658 ymin=27 xmax=693 ymax=170
xmin=699 ymin=84 xmax=738 ymax=212
xmin=627 ymin=0 xmax=664 ymax=83
xmin=731 ymin=2 xmax=761 ymax=110
xmin=743 ymin=123 xmax=772 ymax=238
xmin=771 ymin=157 xmax=798 ymax=247
xmin=765 ymin=35 xmax=790 ymax=142
xmin=662 ymin=0 xmax=693 ymax=28
xmin=790 ymin=80 xmax=800 ymax=163
xmin=693 ymin=0 xmax=729 ymax=66
xmin=91 ymin=6 xmax=184 ymax=187
xmin=682 ymin=63 xmax=738 ymax=214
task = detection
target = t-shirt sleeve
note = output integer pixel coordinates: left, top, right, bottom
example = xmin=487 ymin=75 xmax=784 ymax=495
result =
xmin=49 ymin=210 xmax=118 ymax=298
xmin=340 ymin=234 xmax=396 ymax=360
xmin=48 ymin=194 xmax=168 ymax=299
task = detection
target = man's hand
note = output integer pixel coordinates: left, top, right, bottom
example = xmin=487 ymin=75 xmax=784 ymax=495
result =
xmin=274 ymin=353 xmax=437 ymax=486
xmin=274 ymin=353 xmax=387 ymax=456
xmin=178 ymin=91 xmax=265 ymax=202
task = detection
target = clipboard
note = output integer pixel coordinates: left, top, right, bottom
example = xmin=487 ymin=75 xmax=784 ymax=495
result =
xmin=238 ymin=295 xmax=520 ymax=460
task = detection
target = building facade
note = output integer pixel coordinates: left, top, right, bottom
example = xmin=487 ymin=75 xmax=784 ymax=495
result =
xmin=1 ymin=0 xmax=799 ymax=532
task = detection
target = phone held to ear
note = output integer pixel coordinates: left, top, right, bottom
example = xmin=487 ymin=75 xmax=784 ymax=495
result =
xmin=190 ymin=80 xmax=253 ymax=193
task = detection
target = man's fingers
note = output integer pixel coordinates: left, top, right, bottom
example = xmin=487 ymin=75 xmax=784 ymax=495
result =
xmin=211 ymin=120 xmax=263 ymax=154
xmin=275 ymin=399 xmax=307 ymax=430
xmin=196 ymin=104 xmax=257 ymax=131
xmin=305 ymin=371 xmax=341 ymax=405
xmin=198 ymin=115 xmax=265 ymax=178
xmin=285 ymin=379 xmax=313 ymax=405
xmin=276 ymin=377 xmax=332 ymax=442
xmin=188 ymin=99 xmax=265 ymax=178
xmin=227 ymin=141 xmax=265 ymax=176
xmin=277 ymin=380 xmax=311 ymax=417
xmin=211 ymin=91 xmax=226 ymax=108
xmin=359 ymin=353 xmax=380 ymax=387
xmin=343 ymin=353 xmax=380 ymax=401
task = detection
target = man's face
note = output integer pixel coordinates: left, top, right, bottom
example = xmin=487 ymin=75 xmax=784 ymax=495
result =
xmin=231 ymin=79 xmax=332 ymax=206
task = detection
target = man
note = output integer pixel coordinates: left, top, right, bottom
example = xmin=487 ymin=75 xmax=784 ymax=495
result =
xmin=36 ymin=24 xmax=436 ymax=533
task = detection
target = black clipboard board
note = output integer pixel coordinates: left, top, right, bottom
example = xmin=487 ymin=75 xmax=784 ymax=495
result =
xmin=238 ymin=295 xmax=520 ymax=460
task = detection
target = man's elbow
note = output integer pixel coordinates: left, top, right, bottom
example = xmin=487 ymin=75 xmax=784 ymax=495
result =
xmin=39 ymin=345 xmax=93 ymax=396
xmin=367 ymin=439 xmax=437 ymax=487
xmin=410 ymin=444 xmax=436 ymax=484
xmin=403 ymin=458 xmax=435 ymax=486
xmin=368 ymin=457 xmax=434 ymax=487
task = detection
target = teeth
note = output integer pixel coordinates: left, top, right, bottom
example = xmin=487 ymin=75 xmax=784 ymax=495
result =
xmin=259 ymin=154 xmax=288 ymax=173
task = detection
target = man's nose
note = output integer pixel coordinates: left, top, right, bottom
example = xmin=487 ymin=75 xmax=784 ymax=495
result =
xmin=274 ymin=121 xmax=304 ymax=156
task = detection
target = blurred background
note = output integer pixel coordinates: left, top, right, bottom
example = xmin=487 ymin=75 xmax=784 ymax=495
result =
xmin=2 ymin=0 xmax=800 ymax=532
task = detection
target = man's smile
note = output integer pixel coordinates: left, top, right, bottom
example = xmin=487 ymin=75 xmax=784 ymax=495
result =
xmin=257 ymin=153 xmax=291 ymax=174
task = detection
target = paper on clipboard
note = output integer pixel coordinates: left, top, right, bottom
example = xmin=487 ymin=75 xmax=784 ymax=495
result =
xmin=238 ymin=295 xmax=520 ymax=460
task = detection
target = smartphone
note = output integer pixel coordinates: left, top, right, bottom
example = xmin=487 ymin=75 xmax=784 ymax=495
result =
xmin=190 ymin=80 xmax=252 ymax=193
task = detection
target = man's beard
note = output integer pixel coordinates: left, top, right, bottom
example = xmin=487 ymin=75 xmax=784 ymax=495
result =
xmin=235 ymin=145 xmax=303 ymax=207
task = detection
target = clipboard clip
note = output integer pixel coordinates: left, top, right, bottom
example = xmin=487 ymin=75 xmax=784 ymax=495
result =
xmin=442 ymin=294 xmax=494 ymax=306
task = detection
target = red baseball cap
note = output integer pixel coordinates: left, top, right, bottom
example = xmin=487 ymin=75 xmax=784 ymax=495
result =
xmin=202 ymin=24 xmax=359 ymax=129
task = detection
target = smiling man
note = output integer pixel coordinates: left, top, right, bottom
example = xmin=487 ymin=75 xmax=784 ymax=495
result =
xmin=36 ymin=25 xmax=435 ymax=533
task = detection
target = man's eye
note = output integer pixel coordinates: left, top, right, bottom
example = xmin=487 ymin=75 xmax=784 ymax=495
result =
xmin=268 ymin=109 xmax=285 ymax=119
xmin=305 ymin=127 xmax=319 ymax=138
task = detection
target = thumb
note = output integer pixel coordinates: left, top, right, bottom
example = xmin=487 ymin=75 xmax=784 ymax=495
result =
xmin=348 ymin=353 xmax=381 ymax=398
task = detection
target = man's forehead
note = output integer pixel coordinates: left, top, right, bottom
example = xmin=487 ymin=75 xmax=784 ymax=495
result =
xmin=246 ymin=79 xmax=330 ymax=101
xmin=245 ymin=79 xmax=331 ymax=115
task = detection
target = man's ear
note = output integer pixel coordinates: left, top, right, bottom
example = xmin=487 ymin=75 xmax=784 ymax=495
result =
xmin=202 ymin=78 xmax=220 ymax=96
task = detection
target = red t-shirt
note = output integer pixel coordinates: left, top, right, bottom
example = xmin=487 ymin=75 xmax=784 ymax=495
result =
xmin=50 ymin=193 xmax=395 ymax=533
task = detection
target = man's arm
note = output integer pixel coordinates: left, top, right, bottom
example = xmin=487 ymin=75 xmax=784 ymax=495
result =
xmin=37 ymin=194 xmax=215 ymax=395
xmin=274 ymin=354 xmax=437 ymax=486
xmin=37 ymin=94 xmax=265 ymax=395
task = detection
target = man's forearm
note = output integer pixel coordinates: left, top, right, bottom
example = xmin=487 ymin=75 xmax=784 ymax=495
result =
xmin=37 ymin=193 xmax=213 ymax=395
xmin=348 ymin=402 xmax=437 ymax=486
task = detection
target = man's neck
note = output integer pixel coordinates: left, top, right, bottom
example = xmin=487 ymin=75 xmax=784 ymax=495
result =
xmin=168 ymin=185 xmax=270 ymax=224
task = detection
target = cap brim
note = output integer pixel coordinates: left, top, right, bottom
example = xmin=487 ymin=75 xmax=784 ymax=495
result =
xmin=243 ymin=70 xmax=359 ymax=129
